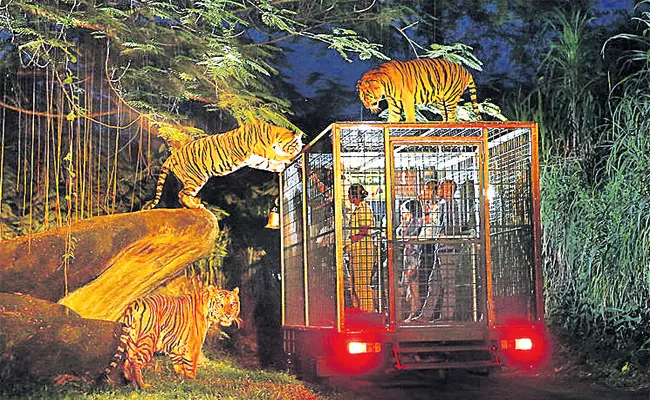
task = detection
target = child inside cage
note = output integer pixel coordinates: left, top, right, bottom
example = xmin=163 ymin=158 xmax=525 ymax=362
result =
xmin=396 ymin=198 xmax=424 ymax=322
xmin=344 ymin=183 xmax=377 ymax=312
xmin=412 ymin=179 xmax=460 ymax=323
xmin=420 ymin=179 xmax=440 ymax=230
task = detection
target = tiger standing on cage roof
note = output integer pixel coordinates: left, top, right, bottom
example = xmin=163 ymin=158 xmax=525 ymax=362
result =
xmin=357 ymin=58 xmax=481 ymax=123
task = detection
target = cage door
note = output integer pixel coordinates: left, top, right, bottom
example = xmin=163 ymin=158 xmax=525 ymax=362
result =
xmin=390 ymin=142 xmax=486 ymax=326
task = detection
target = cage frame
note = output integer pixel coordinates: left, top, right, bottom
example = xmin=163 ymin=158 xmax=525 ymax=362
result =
xmin=280 ymin=121 xmax=544 ymax=377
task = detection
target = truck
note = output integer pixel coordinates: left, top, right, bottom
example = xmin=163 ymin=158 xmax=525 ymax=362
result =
xmin=277 ymin=121 xmax=547 ymax=380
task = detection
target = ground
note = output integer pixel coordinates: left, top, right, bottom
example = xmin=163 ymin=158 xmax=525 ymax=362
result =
xmin=233 ymin=332 xmax=649 ymax=399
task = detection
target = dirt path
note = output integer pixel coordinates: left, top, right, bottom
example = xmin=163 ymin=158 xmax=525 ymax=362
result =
xmin=336 ymin=369 xmax=649 ymax=400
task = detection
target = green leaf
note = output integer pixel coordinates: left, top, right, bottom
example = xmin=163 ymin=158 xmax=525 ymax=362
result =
xmin=426 ymin=43 xmax=484 ymax=71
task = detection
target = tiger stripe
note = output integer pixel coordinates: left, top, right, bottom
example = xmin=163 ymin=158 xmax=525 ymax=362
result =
xmin=102 ymin=287 xmax=241 ymax=388
xmin=143 ymin=121 xmax=302 ymax=209
xmin=357 ymin=58 xmax=481 ymax=123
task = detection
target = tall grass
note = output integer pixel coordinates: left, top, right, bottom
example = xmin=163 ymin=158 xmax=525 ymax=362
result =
xmin=521 ymin=5 xmax=650 ymax=373
xmin=542 ymin=92 xmax=650 ymax=370
xmin=536 ymin=7 xmax=607 ymax=158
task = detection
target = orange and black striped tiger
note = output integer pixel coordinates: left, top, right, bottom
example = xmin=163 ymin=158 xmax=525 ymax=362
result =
xmin=144 ymin=121 xmax=302 ymax=209
xmin=103 ymin=287 xmax=241 ymax=388
xmin=357 ymin=58 xmax=481 ymax=123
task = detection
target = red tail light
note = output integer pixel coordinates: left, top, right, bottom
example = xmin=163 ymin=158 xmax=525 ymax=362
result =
xmin=328 ymin=333 xmax=384 ymax=375
xmin=515 ymin=338 xmax=533 ymax=350
xmin=496 ymin=324 xmax=549 ymax=369
xmin=348 ymin=341 xmax=381 ymax=354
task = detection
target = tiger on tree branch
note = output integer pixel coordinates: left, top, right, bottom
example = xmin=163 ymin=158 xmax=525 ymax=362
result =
xmin=357 ymin=58 xmax=481 ymax=123
xmin=144 ymin=121 xmax=303 ymax=209
xmin=102 ymin=287 xmax=241 ymax=388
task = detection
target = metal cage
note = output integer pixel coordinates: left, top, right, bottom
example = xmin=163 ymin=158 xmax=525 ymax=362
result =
xmin=281 ymin=122 xmax=543 ymax=376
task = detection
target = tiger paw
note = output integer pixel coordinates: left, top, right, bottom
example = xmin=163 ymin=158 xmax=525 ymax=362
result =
xmin=179 ymin=197 xmax=205 ymax=209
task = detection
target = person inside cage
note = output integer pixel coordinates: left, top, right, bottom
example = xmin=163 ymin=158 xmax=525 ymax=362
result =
xmin=309 ymin=166 xmax=334 ymax=249
xmin=396 ymin=198 xmax=424 ymax=322
xmin=343 ymin=183 xmax=377 ymax=312
xmin=412 ymin=178 xmax=459 ymax=322
xmin=420 ymin=179 xmax=440 ymax=228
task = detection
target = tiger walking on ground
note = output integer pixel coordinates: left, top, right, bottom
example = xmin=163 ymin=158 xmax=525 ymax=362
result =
xmin=144 ymin=121 xmax=302 ymax=209
xmin=102 ymin=287 xmax=241 ymax=388
xmin=357 ymin=58 xmax=481 ymax=123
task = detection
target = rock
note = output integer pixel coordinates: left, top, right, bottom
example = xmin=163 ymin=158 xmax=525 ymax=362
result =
xmin=0 ymin=208 xmax=219 ymax=320
xmin=0 ymin=293 xmax=120 ymax=390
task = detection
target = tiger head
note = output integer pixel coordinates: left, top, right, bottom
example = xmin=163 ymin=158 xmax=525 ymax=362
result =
xmin=252 ymin=121 xmax=303 ymax=164
xmin=357 ymin=74 xmax=385 ymax=114
xmin=270 ymin=126 xmax=303 ymax=163
xmin=206 ymin=287 xmax=242 ymax=328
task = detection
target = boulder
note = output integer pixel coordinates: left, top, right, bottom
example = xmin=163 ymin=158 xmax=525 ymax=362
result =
xmin=0 ymin=293 xmax=120 ymax=389
xmin=0 ymin=208 xmax=219 ymax=320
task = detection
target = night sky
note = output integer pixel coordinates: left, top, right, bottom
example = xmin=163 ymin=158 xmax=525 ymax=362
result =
xmin=281 ymin=0 xmax=635 ymax=131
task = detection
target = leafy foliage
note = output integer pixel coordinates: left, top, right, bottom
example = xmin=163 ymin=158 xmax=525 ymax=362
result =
xmin=426 ymin=43 xmax=483 ymax=71
xmin=0 ymin=1 xmax=417 ymax=321
xmin=0 ymin=0 xmax=406 ymax=128
xmin=530 ymin=5 xmax=650 ymax=376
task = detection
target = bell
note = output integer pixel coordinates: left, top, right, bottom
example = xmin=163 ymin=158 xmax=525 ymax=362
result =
xmin=265 ymin=198 xmax=280 ymax=229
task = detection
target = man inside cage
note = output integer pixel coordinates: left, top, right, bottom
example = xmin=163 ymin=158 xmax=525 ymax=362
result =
xmin=412 ymin=178 xmax=460 ymax=322
xmin=344 ymin=183 xmax=377 ymax=312
xmin=309 ymin=166 xmax=335 ymax=250
xmin=396 ymin=198 xmax=424 ymax=322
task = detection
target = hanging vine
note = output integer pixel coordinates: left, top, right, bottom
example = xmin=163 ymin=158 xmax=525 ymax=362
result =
xmin=0 ymin=0 xmax=412 ymax=289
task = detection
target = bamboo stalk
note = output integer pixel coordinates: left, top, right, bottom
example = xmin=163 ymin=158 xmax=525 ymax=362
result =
xmin=0 ymin=78 xmax=6 ymax=239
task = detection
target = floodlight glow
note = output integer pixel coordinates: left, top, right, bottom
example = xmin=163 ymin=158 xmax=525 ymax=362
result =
xmin=348 ymin=342 xmax=366 ymax=354
xmin=515 ymin=338 xmax=533 ymax=351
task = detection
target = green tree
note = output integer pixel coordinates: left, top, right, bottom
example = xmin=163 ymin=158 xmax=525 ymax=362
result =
xmin=0 ymin=0 xmax=414 ymax=138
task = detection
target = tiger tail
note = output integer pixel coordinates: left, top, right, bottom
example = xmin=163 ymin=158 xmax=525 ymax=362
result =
xmin=142 ymin=164 xmax=171 ymax=210
xmin=99 ymin=306 xmax=133 ymax=385
xmin=466 ymin=74 xmax=481 ymax=121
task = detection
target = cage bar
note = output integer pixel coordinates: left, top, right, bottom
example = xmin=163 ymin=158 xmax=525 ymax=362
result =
xmin=281 ymin=122 xmax=543 ymax=377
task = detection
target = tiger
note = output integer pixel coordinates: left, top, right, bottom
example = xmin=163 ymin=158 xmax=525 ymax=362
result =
xmin=102 ymin=286 xmax=241 ymax=388
xmin=144 ymin=121 xmax=303 ymax=209
xmin=357 ymin=58 xmax=481 ymax=123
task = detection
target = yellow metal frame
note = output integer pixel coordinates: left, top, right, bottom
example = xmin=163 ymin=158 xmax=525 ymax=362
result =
xmin=481 ymin=126 xmax=496 ymax=327
xmin=383 ymin=126 xmax=395 ymax=330
xmin=280 ymin=174 xmax=285 ymax=326
xmin=531 ymin=123 xmax=544 ymax=322
xmin=388 ymin=135 xmax=488 ymax=328
xmin=333 ymin=124 xmax=345 ymax=331
xmin=300 ymin=153 xmax=310 ymax=327
xmin=281 ymin=121 xmax=542 ymax=331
